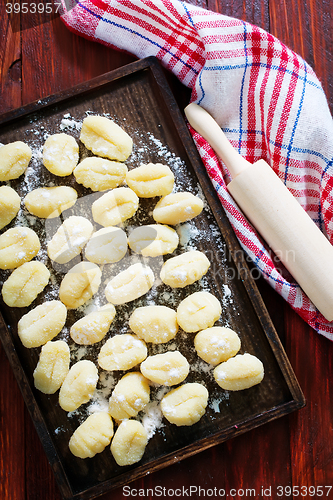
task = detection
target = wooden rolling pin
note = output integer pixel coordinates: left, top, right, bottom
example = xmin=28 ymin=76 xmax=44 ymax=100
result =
xmin=185 ymin=102 xmax=333 ymax=321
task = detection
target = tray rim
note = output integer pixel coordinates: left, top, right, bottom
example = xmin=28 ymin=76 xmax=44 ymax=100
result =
xmin=0 ymin=56 xmax=306 ymax=500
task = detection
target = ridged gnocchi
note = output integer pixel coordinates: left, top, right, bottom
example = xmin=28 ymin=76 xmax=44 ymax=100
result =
xmin=194 ymin=326 xmax=241 ymax=366
xmin=153 ymin=192 xmax=204 ymax=225
xmin=128 ymin=224 xmax=179 ymax=257
xmin=85 ymin=227 xmax=128 ymax=264
xmin=111 ymin=419 xmax=148 ymax=466
xmin=47 ymin=215 xmax=93 ymax=264
xmin=214 ymin=353 xmax=264 ymax=391
xmin=176 ymin=291 xmax=222 ymax=333
xmin=73 ymin=157 xmax=127 ymax=191
xmin=59 ymin=359 xmax=98 ymax=412
xmin=140 ymin=351 xmax=189 ymax=386
xmin=33 ymin=340 xmax=70 ymax=394
xmin=59 ymin=261 xmax=102 ymax=309
xmin=126 ymin=163 xmax=174 ymax=198
xmin=161 ymin=382 xmax=209 ymax=426
xmin=0 ymin=227 xmax=40 ymax=270
xmin=98 ymin=334 xmax=147 ymax=371
xmin=160 ymin=250 xmax=210 ymax=288
xmin=129 ymin=305 xmax=178 ymax=344
xmin=43 ymin=133 xmax=79 ymax=177
xmin=70 ymin=304 xmax=116 ymax=345
xmin=2 ymin=261 xmax=50 ymax=307
xmin=108 ymin=372 xmax=150 ymax=421
xmin=105 ymin=262 xmax=154 ymax=305
xmin=69 ymin=412 xmax=114 ymax=459
xmin=92 ymin=187 xmax=139 ymax=227
xmin=0 ymin=141 xmax=32 ymax=181
xmin=0 ymin=185 xmax=20 ymax=230
xmin=24 ymin=186 xmax=77 ymax=219
xmin=17 ymin=300 xmax=67 ymax=348
xmin=80 ymin=115 xmax=133 ymax=161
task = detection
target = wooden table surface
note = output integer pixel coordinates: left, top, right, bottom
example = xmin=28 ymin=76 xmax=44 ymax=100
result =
xmin=0 ymin=1 xmax=332 ymax=499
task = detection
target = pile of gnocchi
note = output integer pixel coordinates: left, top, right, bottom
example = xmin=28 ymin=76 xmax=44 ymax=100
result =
xmin=0 ymin=114 xmax=264 ymax=467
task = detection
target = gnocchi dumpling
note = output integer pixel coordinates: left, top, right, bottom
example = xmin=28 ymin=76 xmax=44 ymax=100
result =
xmin=59 ymin=261 xmax=102 ymax=309
xmin=160 ymin=382 xmax=209 ymax=426
xmin=153 ymin=192 xmax=204 ymax=225
xmin=80 ymin=115 xmax=133 ymax=161
xmin=85 ymin=227 xmax=128 ymax=264
xmin=105 ymin=262 xmax=154 ymax=305
xmin=47 ymin=215 xmax=93 ymax=264
xmin=140 ymin=351 xmax=189 ymax=386
xmin=0 ymin=141 xmax=32 ymax=181
xmin=111 ymin=419 xmax=148 ymax=466
xmin=98 ymin=334 xmax=147 ymax=371
xmin=129 ymin=305 xmax=178 ymax=344
xmin=160 ymin=250 xmax=210 ymax=288
xmin=92 ymin=187 xmax=139 ymax=227
xmin=59 ymin=360 xmax=98 ymax=412
xmin=33 ymin=340 xmax=70 ymax=394
xmin=73 ymin=157 xmax=128 ymax=191
xmin=0 ymin=227 xmax=40 ymax=270
xmin=0 ymin=185 xmax=20 ymax=230
xmin=43 ymin=133 xmax=79 ymax=177
xmin=2 ymin=261 xmax=50 ymax=307
xmin=194 ymin=326 xmax=241 ymax=366
xmin=69 ymin=412 xmax=114 ymax=459
xmin=128 ymin=224 xmax=179 ymax=257
xmin=126 ymin=163 xmax=174 ymax=198
xmin=24 ymin=186 xmax=77 ymax=219
xmin=176 ymin=291 xmax=221 ymax=333
xmin=70 ymin=304 xmax=116 ymax=345
xmin=108 ymin=372 xmax=150 ymax=421
xmin=17 ymin=300 xmax=67 ymax=348
xmin=213 ymin=353 xmax=264 ymax=391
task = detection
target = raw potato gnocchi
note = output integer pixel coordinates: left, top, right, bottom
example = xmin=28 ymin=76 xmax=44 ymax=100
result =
xmin=128 ymin=224 xmax=179 ymax=257
xmin=111 ymin=419 xmax=148 ymax=466
xmin=140 ymin=351 xmax=189 ymax=386
xmin=105 ymin=262 xmax=154 ymax=305
xmin=59 ymin=359 xmax=99 ymax=412
xmin=126 ymin=163 xmax=174 ymax=198
xmin=129 ymin=305 xmax=178 ymax=344
xmin=92 ymin=187 xmax=139 ymax=227
xmin=73 ymin=157 xmax=127 ymax=191
xmin=43 ymin=133 xmax=79 ymax=177
xmin=59 ymin=261 xmax=102 ymax=309
xmin=194 ymin=326 xmax=241 ymax=366
xmin=153 ymin=192 xmax=204 ymax=225
xmin=161 ymin=382 xmax=209 ymax=426
xmin=214 ymin=353 xmax=264 ymax=391
xmin=80 ymin=115 xmax=133 ymax=161
xmin=0 ymin=227 xmax=40 ymax=270
xmin=176 ymin=291 xmax=222 ymax=333
xmin=33 ymin=340 xmax=70 ymax=394
xmin=24 ymin=186 xmax=77 ymax=219
xmin=98 ymin=334 xmax=147 ymax=371
xmin=160 ymin=250 xmax=210 ymax=288
xmin=69 ymin=412 xmax=114 ymax=459
xmin=2 ymin=261 xmax=50 ymax=307
xmin=47 ymin=215 xmax=93 ymax=264
xmin=0 ymin=185 xmax=21 ymax=230
xmin=17 ymin=300 xmax=67 ymax=348
xmin=0 ymin=141 xmax=32 ymax=181
xmin=108 ymin=372 xmax=150 ymax=421
xmin=70 ymin=304 xmax=116 ymax=345
xmin=85 ymin=227 xmax=128 ymax=264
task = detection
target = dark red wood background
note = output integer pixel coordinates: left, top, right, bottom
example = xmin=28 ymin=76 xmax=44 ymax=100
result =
xmin=0 ymin=1 xmax=332 ymax=499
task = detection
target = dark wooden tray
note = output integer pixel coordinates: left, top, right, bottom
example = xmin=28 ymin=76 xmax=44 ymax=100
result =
xmin=0 ymin=57 xmax=305 ymax=500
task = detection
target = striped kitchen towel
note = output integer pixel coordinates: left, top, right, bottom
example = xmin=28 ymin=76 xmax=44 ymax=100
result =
xmin=60 ymin=0 xmax=333 ymax=341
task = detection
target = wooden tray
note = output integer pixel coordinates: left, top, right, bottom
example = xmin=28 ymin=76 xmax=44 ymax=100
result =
xmin=0 ymin=57 xmax=305 ymax=500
